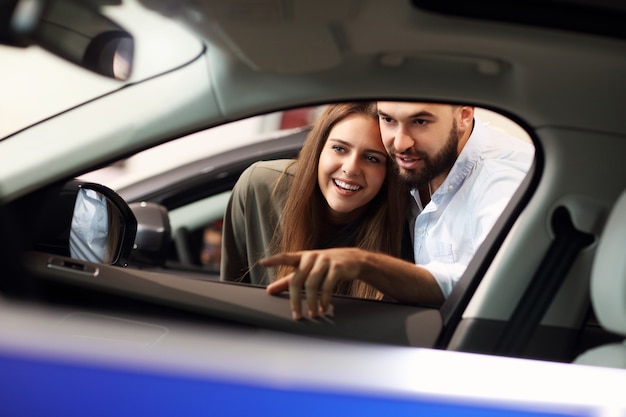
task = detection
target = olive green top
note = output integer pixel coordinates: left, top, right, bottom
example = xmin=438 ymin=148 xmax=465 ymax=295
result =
xmin=220 ymin=159 xmax=295 ymax=285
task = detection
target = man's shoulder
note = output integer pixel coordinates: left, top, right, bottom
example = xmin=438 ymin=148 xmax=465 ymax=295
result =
xmin=472 ymin=121 xmax=533 ymax=167
xmin=477 ymin=120 xmax=533 ymax=153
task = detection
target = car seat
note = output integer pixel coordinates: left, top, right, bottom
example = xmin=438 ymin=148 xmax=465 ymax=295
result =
xmin=573 ymin=189 xmax=626 ymax=368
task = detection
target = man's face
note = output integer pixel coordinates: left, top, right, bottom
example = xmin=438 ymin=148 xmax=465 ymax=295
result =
xmin=377 ymin=102 xmax=462 ymax=189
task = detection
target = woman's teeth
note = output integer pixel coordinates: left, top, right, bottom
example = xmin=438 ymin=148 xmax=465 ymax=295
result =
xmin=334 ymin=179 xmax=361 ymax=191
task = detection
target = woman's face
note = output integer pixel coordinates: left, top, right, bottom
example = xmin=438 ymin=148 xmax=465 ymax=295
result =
xmin=317 ymin=113 xmax=388 ymax=224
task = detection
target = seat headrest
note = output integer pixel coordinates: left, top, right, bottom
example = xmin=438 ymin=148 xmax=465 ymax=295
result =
xmin=590 ymin=189 xmax=626 ymax=336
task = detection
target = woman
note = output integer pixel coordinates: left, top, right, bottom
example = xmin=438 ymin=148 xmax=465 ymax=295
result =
xmin=220 ymin=102 xmax=410 ymax=300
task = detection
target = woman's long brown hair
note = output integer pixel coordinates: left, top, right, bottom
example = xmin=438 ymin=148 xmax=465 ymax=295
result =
xmin=270 ymin=102 xmax=409 ymax=300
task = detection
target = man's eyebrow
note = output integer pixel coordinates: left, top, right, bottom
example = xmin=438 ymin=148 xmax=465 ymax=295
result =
xmin=377 ymin=110 xmax=436 ymax=119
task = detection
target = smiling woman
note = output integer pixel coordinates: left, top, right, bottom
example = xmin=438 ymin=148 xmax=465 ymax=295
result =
xmin=316 ymin=113 xmax=389 ymax=225
xmin=221 ymin=103 xmax=410 ymax=308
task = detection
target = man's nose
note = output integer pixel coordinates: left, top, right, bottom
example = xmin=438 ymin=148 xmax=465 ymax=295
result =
xmin=394 ymin=126 xmax=415 ymax=153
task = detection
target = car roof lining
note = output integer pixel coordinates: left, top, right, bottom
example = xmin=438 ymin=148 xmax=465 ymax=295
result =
xmin=411 ymin=0 xmax=626 ymax=40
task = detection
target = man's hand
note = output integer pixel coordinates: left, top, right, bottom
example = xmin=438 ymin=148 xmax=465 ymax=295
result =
xmin=261 ymin=248 xmax=364 ymax=320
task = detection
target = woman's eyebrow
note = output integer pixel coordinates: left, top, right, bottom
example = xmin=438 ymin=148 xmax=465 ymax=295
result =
xmin=327 ymin=138 xmax=387 ymax=157
xmin=327 ymin=138 xmax=349 ymax=145
xmin=366 ymin=148 xmax=388 ymax=158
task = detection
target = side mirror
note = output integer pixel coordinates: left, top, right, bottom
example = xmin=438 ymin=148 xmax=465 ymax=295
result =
xmin=35 ymin=180 xmax=137 ymax=267
xmin=1 ymin=0 xmax=134 ymax=80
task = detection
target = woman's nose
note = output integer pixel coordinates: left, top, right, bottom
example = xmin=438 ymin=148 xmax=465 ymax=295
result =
xmin=342 ymin=155 xmax=362 ymax=177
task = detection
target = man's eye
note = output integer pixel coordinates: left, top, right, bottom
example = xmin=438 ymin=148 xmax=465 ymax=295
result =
xmin=413 ymin=119 xmax=428 ymax=126
xmin=379 ymin=116 xmax=394 ymax=124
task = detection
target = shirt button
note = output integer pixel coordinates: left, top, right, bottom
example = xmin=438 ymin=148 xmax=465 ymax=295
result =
xmin=448 ymin=185 xmax=454 ymax=191
xmin=417 ymin=227 xmax=424 ymax=234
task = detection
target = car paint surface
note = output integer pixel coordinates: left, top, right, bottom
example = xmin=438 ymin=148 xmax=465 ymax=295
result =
xmin=0 ymin=299 xmax=623 ymax=417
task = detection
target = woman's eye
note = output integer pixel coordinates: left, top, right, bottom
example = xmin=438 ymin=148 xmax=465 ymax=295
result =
xmin=332 ymin=145 xmax=346 ymax=153
xmin=367 ymin=155 xmax=381 ymax=163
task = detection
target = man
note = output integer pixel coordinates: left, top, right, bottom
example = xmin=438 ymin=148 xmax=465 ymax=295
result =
xmin=262 ymin=102 xmax=534 ymax=320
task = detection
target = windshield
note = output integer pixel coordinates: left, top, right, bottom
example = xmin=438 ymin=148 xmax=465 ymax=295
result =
xmin=0 ymin=45 xmax=119 ymax=139
xmin=0 ymin=0 xmax=204 ymax=140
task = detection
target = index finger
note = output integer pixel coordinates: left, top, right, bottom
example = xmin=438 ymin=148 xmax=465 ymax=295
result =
xmin=259 ymin=252 xmax=302 ymax=267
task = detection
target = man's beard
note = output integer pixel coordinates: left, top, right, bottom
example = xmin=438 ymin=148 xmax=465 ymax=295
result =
xmin=394 ymin=121 xmax=460 ymax=189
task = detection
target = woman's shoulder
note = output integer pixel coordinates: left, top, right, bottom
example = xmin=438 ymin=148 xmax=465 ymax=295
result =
xmin=247 ymin=159 xmax=296 ymax=176
xmin=237 ymin=159 xmax=296 ymax=191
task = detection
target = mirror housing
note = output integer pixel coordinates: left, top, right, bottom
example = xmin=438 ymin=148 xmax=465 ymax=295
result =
xmin=1 ymin=0 xmax=133 ymax=80
xmin=129 ymin=201 xmax=171 ymax=267
xmin=35 ymin=180 xmax=137 ymax=267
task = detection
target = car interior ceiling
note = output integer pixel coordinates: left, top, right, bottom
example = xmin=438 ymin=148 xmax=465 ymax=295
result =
xmin=411 ymin=0 xmax=626 ymax=40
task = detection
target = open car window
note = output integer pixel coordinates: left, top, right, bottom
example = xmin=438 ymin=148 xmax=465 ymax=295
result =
xmin=19 ymin=101 xmax=537 ymax=350
xmin=76 ymin=104 xmax=533 ymax=289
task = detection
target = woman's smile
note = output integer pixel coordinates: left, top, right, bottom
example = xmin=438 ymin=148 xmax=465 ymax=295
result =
xmin=333 ymin=178 xmax=363 ymax=193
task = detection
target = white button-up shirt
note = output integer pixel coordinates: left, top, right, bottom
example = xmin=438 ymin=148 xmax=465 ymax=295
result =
xmin=410 ymin=119 xmax=534 ymax=298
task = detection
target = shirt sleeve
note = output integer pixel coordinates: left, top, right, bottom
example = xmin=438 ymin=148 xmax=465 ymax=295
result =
xmin=425 ymin=160 xmax=530 ymax=298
